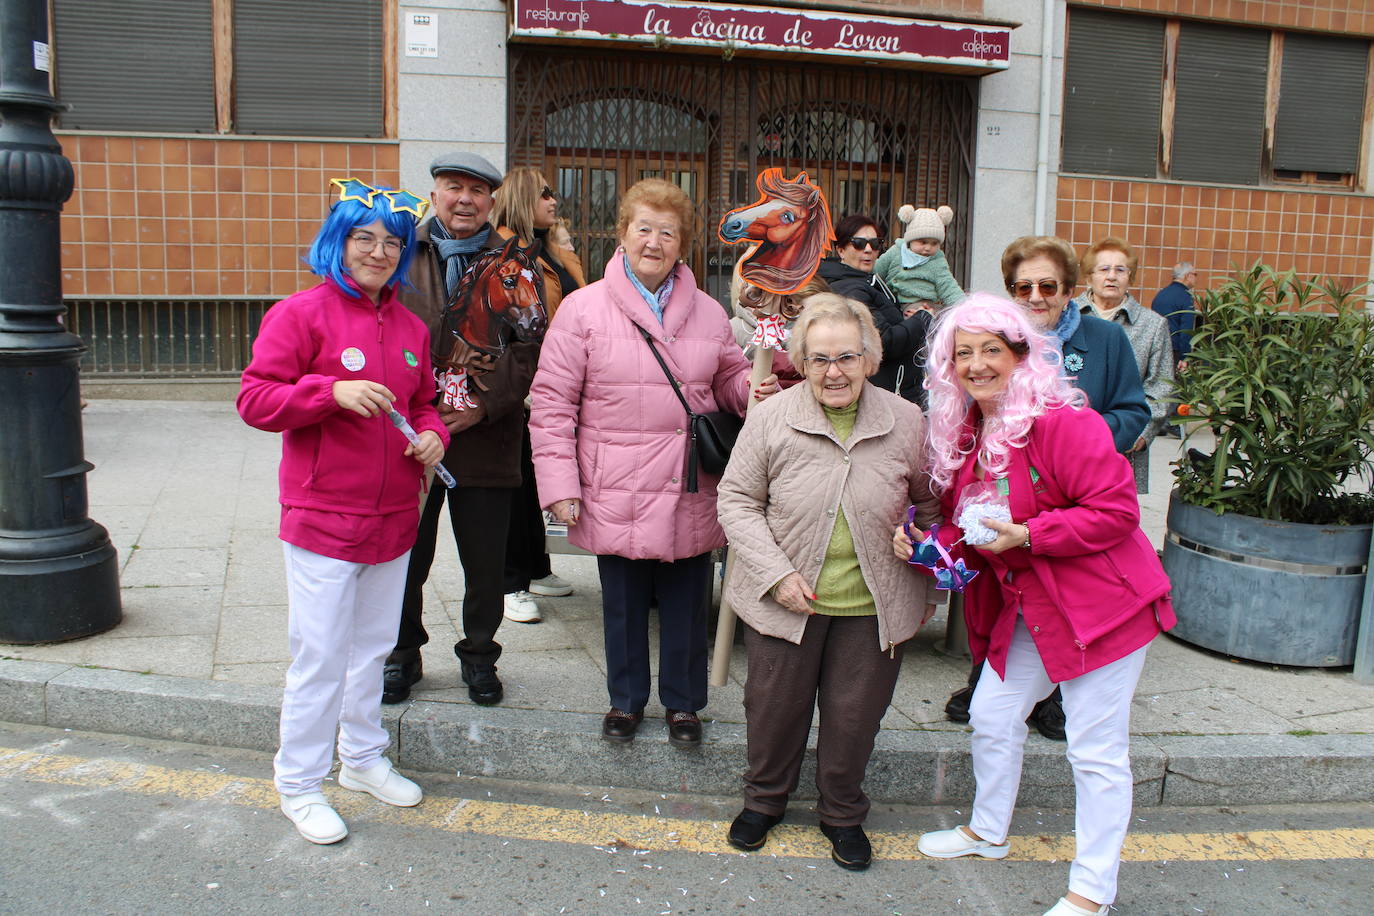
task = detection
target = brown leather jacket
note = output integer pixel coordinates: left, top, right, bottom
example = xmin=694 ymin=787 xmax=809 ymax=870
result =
xmin=397 ymin=220 xmax=537 ymax=487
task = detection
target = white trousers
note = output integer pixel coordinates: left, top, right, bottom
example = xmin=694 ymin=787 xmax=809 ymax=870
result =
xmin=274 ymin=543 xmax=410 ymax=796
xmin=968 ymin=617 xmax=1148 ymax=905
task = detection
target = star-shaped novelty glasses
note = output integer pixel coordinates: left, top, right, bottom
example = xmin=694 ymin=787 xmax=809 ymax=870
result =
xmin=330 ymin=177 xmax=430 ymax=220
xmin=904 ymin=507 xmax=979 ymax=592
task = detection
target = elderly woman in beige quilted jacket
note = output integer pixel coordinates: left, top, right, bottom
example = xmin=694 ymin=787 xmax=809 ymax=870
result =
xmin=717 ymin=293 xmax=941 ymax=872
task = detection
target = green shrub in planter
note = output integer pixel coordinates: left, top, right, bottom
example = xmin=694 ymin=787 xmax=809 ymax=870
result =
xmin=1164 ymin=264 xmax=1373 ymax=666
xmin=1172 ymin=264 xmax=1374 ymax=525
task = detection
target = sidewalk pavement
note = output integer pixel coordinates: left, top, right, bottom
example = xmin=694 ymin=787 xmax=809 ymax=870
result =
xmin=3 ymin=400 xmax=1372 ymax=808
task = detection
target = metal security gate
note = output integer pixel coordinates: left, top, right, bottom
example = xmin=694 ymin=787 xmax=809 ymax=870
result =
xmin=509 ymin=47 xmax=977 ymax=306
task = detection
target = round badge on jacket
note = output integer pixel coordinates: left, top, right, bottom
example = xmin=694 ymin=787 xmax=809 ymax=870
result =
xmin=403 ymin=348 xmax=419 ymax=368
xmin=340 ymin=347 xmax=366 ymax=371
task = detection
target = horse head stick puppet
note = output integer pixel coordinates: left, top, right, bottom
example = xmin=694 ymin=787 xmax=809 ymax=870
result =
xmin=710 ymin=170 xmax=833 ymax=688
xmin=718 ymin=169 xmax=835 ymax=353
xmin=436 ymin=236 xmax=546 ymax=410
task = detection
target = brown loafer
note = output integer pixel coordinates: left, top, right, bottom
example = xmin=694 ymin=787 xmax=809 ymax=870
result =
xmin=602 ymin=707 xmax=643 ymax=742
xmin=665 ymin=709 xmax=702 ymax=746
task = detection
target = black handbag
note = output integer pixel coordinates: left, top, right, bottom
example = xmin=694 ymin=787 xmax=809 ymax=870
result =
xmin=637 ymin=326 xmax=744 ymax=492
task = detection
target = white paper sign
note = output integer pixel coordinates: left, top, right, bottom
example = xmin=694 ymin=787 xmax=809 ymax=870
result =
xmin=33 ymin=41 xmax=50 ymax=72
xmin=405 ymin=12 xmax=438 ymax=58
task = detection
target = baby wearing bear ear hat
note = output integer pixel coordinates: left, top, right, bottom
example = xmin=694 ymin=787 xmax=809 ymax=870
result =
xmin=875 ymin=204 xmax=966 ymax=316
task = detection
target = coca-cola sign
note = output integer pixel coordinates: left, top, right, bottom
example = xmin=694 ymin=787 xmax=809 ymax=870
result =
xmin=511 ymin=0 xmax=1011 ymax=71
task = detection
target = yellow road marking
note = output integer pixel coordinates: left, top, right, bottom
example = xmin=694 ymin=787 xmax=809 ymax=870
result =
xmin=2 ymin=745 xmax=1370 ymax=862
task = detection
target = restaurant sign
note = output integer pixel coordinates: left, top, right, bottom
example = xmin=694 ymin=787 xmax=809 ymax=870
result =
xmin=510 ymin=0 xmax=1012 ymax=72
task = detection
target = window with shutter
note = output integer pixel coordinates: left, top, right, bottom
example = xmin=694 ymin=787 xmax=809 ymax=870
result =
xmin=1273 ymin=34 xmax=1367 ymax=176
xmin=1062 ymin=9 xmax=1164 ymax=178
xmin=1171 ymin=23 xmax=1269 ymax=184
xmin=232 ymin=0 xmax=383 ymax=137
xmin=53 ymin=0 xmax=215 ymax=133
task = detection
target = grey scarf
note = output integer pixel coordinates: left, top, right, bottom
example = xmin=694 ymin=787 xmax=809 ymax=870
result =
xmin=430 ymin=219 xmax=492 ymax=294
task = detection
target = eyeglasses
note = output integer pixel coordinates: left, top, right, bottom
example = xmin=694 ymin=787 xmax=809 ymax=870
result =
xmin=1010 ymin=279 xmax=1062 ymax=300
xmin=1092 ymin=264 xmax=1130 ymax=276
xmin=349 ymin=232 xmax=405 ymax=256
xmin=803 ymin=351 xmax=864 ymax=372
xmin=848 ymin=236 xmax=880 ymax=251
xmin=540 ymin=186 xmax=557 ymax=201
xmin=903 ymin=511 xmax=979 ymax=592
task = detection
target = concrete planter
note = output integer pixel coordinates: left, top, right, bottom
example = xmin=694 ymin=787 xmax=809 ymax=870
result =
xmin=1162 ymin=491 xmax=1369 ymax=667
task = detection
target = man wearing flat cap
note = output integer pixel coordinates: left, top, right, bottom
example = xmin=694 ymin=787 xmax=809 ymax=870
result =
xmin=383 ymin=151 xmax=530 ymax=707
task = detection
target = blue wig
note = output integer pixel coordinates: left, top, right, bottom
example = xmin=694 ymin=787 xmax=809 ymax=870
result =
xmin=307 ymin=190 xmax=420 ymax=298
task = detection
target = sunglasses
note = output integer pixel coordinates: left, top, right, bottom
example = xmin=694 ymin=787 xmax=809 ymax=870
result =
xmin=848 ymin=236 xmax=880 ymax=251
xmin=540 ymin=186 xmax=557 ymax=201
xmin=904 ymin=509 xmax=979 ymax=593
xmin=1010 ymin=279 xmax=1062 ymax=300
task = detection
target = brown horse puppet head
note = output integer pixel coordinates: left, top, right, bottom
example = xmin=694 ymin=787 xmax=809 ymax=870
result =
xmin=718 ymin=169 xmax=835 ymax=297
xmin=439 ymin=236 xmax=546 ymax=370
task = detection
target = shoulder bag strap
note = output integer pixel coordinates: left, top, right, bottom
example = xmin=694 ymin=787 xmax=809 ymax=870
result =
xmin=635 ymin=325 xmax=700 ymax=492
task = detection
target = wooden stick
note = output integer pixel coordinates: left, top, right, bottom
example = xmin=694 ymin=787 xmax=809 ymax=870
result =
xmin=710 ymin=344 xmax=776 ymax=687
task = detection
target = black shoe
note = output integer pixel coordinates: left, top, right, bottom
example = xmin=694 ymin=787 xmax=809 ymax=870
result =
xmin=665 ymin=709 xmax=702 ymax=747
xmin=820 ymin=823 xmax=872 ymax=871
xmin=381 ymin=657 xmax=423 ymax=705
xmin=459 ymin=659 xmax=502 ymax=705
xmin=727 ymin=809 xmax=783 ymax=851
xmin=944 ymin=685 xmax=974 ymax=723
xmin=602 ymin=707 xmax=643 ymax=742
xmin=1028 ymin=693 xmax=1066 ymax=740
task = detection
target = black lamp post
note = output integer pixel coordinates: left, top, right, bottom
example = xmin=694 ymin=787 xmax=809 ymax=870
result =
xmin=0 ymin=0 xmax=120 ymax=642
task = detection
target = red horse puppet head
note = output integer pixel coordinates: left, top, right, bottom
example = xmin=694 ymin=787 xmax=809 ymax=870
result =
xmin=718 ymin=169 xmax=835 ymax=296
xmin=439 ymin=236 xmax=546 ymax=371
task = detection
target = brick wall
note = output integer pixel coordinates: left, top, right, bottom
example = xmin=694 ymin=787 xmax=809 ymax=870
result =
xmin=1055 ymin=176 xmax=1374 ymax=307
xmin=1074 ymin=0 xmax=1374 ymax=37
xmin=58 ymin=135 xmax=401 ymax=300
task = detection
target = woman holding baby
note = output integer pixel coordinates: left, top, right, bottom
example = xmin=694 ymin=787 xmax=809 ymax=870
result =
xmin=894 ymin=294 xmax=1174 ymax=916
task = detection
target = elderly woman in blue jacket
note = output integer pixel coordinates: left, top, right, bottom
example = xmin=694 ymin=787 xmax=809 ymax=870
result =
xmin=943 ymin=235 xmax=1150 ymax=736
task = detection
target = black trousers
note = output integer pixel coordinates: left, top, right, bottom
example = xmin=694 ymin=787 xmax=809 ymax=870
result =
xmin=389 ymin=483 xmax=511 ymax=668
xmin=502 ymin=423 xmax=552 ymax=594
xmin=596 ymin=552 xmax=711 ymax=714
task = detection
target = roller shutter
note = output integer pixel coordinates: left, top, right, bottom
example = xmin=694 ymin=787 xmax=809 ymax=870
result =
xmin=1062 ymin=9 xmax=1164 ymax=178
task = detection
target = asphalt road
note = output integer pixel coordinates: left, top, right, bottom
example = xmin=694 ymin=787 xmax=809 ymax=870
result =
xmin=1 ymin=721 xmax=1370 ymax=915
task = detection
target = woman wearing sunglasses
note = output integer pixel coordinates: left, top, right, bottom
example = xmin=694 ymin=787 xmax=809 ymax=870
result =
xmin=818 ymin=214 xmax=930 ymax=406
xmin=490 ymin=167 xmax=587 ymax=625
xmin=895 ymin=294 xmax=1173 ymax=916
xmin=717 ymin=293 xmax=940 ymax=871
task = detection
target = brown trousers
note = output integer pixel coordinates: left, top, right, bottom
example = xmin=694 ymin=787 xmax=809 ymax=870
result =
xmin=742 ymin=614 xmax=905 ymax=826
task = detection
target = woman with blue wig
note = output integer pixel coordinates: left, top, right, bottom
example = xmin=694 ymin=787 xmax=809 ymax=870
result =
xmin=238 ymin=179 xmax=450 ymax=844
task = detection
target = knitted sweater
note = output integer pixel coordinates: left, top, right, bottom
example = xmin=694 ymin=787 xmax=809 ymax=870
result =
xmin=873 ymin=245 xmax=965 ymax=310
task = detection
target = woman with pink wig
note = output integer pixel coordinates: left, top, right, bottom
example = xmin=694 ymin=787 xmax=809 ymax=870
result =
xmin=895 ymin=293 xmax=1174 ymax=916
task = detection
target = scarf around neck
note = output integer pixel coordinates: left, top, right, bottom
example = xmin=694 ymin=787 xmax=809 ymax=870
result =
xmin=430 ymin=219 xmax=492 ymax=295
xmin=1051 ymin=301 xmax=1081 ymax=351
xmin=900 ymin=247 xmax=933 ymax=269
xmin=624 ymin=258 xmax=678 ymax=324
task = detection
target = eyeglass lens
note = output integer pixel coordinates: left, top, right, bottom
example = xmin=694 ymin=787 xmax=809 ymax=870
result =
xmin=541 ymin=186 xmax=557 ymax=201
xmin=849 ymin=236 xmax=879 ymax=250
xmin=351 ymin=233 xmax=404 ymax=255
xmin=1011 ymin=279 xmax=1061 ymax=299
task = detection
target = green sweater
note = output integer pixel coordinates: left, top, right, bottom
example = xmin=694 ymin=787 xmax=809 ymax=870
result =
xmin=873 ymin=245 xmax=966 ymax=310
xmin=812 ymin=402 xmax=876 ymax=617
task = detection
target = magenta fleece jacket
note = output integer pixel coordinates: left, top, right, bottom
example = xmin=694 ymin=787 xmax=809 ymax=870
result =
xmin=238 ymin=282 xmax=449 ymax=563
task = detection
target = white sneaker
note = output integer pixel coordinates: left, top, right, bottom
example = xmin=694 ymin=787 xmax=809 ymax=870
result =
xmin=280 ymin=792 xmax=347 ymax=844
xmin=528 ymin=574 xmax=573 ymax=597
xmin=338 ymin=759 xmax=422 ymax=807
xmin=917 ymin=825 xmax=1010 ymax=859
xmin=1043 ymin=897 xmax=1109 ymax=916
xmin=504 ymin=591 xmax=542 ymax=623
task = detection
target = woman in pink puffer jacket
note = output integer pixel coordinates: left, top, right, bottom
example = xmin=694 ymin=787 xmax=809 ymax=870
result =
xmin=529 ymin=179 xmax=777 ymax=747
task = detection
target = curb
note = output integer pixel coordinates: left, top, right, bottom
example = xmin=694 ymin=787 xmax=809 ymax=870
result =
xmin=4 ymin=659 xmax=1372 ymax=808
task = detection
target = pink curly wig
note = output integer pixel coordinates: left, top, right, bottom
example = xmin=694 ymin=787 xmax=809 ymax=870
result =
xmin=925 ymin=292 xmax=1085 ymax=493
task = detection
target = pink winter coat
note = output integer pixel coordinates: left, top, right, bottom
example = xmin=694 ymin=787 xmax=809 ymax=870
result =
xmin=943 ymin=403 xmax=1174 ymax=682
xmin=238 ymin=282 xmax=449 ymax=564
xmin=529 ymin=254 xmax=751 ymax=561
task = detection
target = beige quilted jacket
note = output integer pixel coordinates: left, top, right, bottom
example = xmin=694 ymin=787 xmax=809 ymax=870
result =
xmin=717 ymin=382 xmax=942 ymax=651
